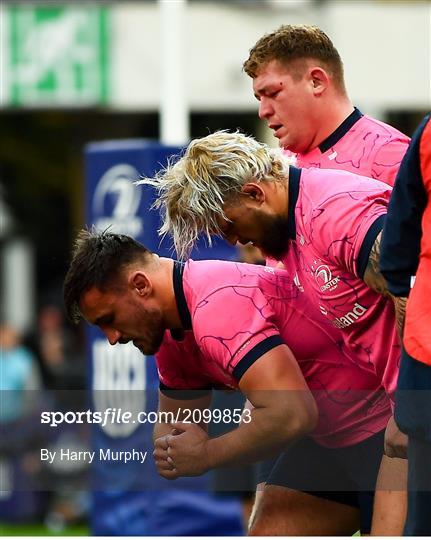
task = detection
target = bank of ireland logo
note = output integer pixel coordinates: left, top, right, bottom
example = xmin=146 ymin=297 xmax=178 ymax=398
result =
xmin=314 ymin=264 xmax=340 ymax=292
xmin=93 ymin=164 xmax=143 ymax=236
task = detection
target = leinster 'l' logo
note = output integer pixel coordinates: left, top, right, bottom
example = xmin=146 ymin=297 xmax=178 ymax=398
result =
xmin=314 ymin=264 xmax=339 ymax=292
xmin=93 ymin=163 xmax=143 ymax=237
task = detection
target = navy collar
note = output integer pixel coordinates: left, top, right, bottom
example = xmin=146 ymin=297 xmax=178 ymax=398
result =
xmin=172 ymin=261 xmax=192 ymax=331
xmin=318 ymin=107 xmax=363 ymax=153
xmin=287 ymin=166 xmax=301 ymax=240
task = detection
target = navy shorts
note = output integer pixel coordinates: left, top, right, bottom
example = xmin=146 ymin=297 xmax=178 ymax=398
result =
xmin=260 ymin=430 xmax=385 ymax=534
xmin=395 ymin=348 xmax=431 ymax=440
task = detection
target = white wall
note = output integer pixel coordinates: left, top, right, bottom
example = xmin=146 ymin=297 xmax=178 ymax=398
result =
xmin=110 ymin=0 xmax=430 ymax=112
xmin=328 ymin=1 xmax=430 ymax=111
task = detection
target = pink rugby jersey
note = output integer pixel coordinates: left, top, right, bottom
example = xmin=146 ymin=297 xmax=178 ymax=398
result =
xmin=286 ymin=108 xmax=409 ymax=186
xmin=156 ymin=260 xmax=391 ymax=448
xmin=283 ymin=166 xmax=400 ymax=402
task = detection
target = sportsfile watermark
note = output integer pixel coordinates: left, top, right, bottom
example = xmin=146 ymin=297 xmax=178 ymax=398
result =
xmin=3 ymin=389 xmax=429 ymax=493
xmin=40 ymin=407 xmax=252 ymax=428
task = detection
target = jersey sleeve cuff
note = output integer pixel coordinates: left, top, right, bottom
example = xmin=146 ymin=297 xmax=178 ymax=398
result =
xmin=357 ymin=214 xmax=386 ymax=279
xmin=159 ymin=382 xmax=212 ymax=400
xmin=232 ymin=335 xmax=284 ymax=381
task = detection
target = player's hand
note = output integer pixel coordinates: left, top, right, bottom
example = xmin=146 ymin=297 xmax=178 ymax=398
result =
xmin=153 ymin=434 xmax=174 ymax=473
xmin=384 ymin=415 xmax=408 ymax=459
xmin=154 ymin=422 xmax=210 ymax=479
xmin=153 ymin=427 xmax=185 ymax=475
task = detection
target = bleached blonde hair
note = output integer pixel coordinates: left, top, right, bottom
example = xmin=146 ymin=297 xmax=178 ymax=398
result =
xmin=137 ymin=130 xmax=289 ymax=259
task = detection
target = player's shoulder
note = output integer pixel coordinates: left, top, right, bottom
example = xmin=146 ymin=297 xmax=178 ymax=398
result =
xmin=360 ymin=114 xmax=410 ymax=142
xmin=185 ymin=259 xmax=287 ymax=302
xmin=183 ymin=259 xmax=257 ymax=303
xmin=185 ymin=258 xmax=243 ymax=285
xmin=299 ymin=166 xmax=363 ymax=195
xmin=299 ymin=166 xmax=391 ymax=206
xmin=186 ymin=258 xmax=270 ymax=281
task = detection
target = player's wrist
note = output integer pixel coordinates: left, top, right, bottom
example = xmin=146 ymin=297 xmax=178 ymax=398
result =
xmin=204 ymin=437 xmax=223 ymax=470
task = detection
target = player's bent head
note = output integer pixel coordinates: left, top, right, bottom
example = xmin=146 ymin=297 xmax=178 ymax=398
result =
xmin=63 ymin=228 xmax=153 ymax=324
xmin=138 ymin=130 xmax=288 ymax=259
xmin=243 ymin=24 xmax=346 ymax=93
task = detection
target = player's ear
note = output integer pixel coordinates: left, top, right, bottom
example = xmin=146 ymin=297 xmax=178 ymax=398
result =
xmin=309 ymin=67 xmax=329 ymax=97
xmin=130 ymin=271 xmax=152 ymax=298
xmin=241 ymin=183 xmax=266 ymax=204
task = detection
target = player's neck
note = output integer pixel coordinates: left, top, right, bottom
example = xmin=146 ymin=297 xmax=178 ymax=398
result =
xmin=275 ymin=176 xmax=290 ymax=218
xmin=314 ymin=98 xmax=354 ymax=149
xmin=158 ymin=258 xmax=183 ymax=329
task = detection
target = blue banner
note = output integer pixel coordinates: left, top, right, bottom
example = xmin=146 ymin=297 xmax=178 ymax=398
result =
xmin=84 ymin=139 xmax=242 ymax=536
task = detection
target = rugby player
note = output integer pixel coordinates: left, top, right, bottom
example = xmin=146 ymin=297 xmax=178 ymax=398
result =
xmin=243 ymin=24 xmax=409 ymax=183
xmin=64 ymin=229 xmax=399 ymax=535
xmin=381 ymin=113 xmax=431 ymax=535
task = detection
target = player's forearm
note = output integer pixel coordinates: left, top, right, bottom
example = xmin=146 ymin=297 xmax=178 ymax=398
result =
xmin=363 ymin=231 xmax=408 ymax=341
xmin=205 ymin=400 xmax=316 ymax=469
xmin=392 ymin=296 xmax=407 ymax=339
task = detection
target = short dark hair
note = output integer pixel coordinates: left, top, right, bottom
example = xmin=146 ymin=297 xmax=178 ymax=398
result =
xmin=243 ymin=24 xmax=346 ymax=93
xmin=63 ymin=229 xmax=152 ymax=323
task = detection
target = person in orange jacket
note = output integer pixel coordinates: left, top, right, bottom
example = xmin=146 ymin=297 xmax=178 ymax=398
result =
xmin=380 ymin=112 xmax=431 ymax=535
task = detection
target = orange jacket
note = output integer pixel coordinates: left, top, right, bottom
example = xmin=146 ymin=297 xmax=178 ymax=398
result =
xmin=404 ymin=118 xmax=431 ymax=365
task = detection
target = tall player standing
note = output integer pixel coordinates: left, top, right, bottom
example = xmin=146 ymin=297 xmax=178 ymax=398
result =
xmin=242 ymin=24 xmax=410 ymax=535
xmin=244 ymin=25 xmax=409 ymax=182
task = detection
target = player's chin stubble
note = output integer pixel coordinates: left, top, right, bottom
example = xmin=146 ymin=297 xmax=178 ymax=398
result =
xmin=136 ymin=306 xmax=165 ymax=355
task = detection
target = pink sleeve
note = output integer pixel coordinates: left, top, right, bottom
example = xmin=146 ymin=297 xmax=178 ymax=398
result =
xmin=192 ymin=285 xmax=283 ymax=381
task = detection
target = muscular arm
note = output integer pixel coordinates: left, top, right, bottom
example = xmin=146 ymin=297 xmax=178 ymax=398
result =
xmin=363 ymin=231 xmax=407 ymax=336
xmin=363 ymin=231 xmax=408 ymax=458
xmin=156 ymin=344 xmax=318 ymax=478
xmin=206 ymin=345 xmax=317 ymax=467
